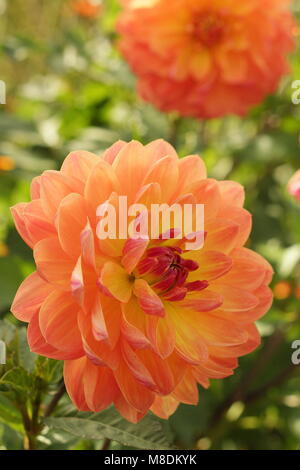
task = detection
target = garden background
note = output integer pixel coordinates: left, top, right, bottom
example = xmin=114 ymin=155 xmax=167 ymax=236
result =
xmin=1 ymin=0 xmax=300 ymax=450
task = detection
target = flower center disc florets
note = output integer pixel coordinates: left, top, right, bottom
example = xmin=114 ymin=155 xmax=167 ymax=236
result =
xmin=192 ymin=12 xmax=226 ymax=47
xmin=137 ymin=245 xmax=208 ymax=302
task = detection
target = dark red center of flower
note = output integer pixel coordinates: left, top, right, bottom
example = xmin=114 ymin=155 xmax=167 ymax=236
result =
xmin=193 ymin=12 xmax=225 ymax=47
xmin=137 ymin=246 xmax=208 ymax=302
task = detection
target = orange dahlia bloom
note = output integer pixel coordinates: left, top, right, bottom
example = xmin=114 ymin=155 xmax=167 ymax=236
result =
xmin=0 ymin=242 xmax=9 ymax=257
xmin=118 ymin=0 xmax=295 ymax=118
xmin=288 ymin=170 xmax=300 ymax=203
xmin=72 ymin=0 xmax=102 ymax=19
xmin=295 ymin=286 xmax=300 ymax=300
xmin=11 ymin=140 xmax=273 ymax=422
xmin=0 ymin=156 xmax=15 ymax=172
xmin=273 ymin=280 xmax=292 ymax=300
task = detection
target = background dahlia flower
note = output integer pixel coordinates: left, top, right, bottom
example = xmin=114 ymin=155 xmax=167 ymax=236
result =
xmin=72 ymin=0 xmax=103 ymax=19
xmin=117 ymin=0 xmax=295 ymax=119
xmin=288 ymin=170 xmax=300 ymax=202
xmin=11 ymin=140 xmax=273 ymax=423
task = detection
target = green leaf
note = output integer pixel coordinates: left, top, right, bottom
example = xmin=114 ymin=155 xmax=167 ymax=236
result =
xmin=45 ymin=408 xmax=175 ymax=450
xmin=0 ymin=320 xmax=16 ymax=344
xmin=0 ymin=367 xmax=33 ymax=395
xmin=1 ymin=424 xmax=23 ymax=450
xmin=0 ymin=395 xmax=23 ymax=432
xmin=0 ymin=257 xmax=23 ymax=311
xmin=17 ymin=328 xmax=37 ymax=372
xmin=34 ymin=356 xmax=63 ymax=383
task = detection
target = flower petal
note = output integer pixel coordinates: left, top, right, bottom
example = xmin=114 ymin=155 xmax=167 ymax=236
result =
xmin=11 ymin=203 xmax=33 ymax=248
xmin=144 ymin=156 xmax=179 ymax=203
xmin=185 ymin=250 xmax=232 ymax=283
xmin=194 ymin=356 xmax=237 ymax=380
xmin=114 ymin=359 xmax=155 ymax=413
xmin=56 ymin=193 xmax=88 ymax=259
xmin=61 ymin=150 xmax=99 ymax=189
xmin=171 ymin=370 xmax=199 ymax=405
xmin=134 ymin=182 xmax=162 ymax=208
xmin=11 ymin=271 xmax=53 ymax=322
xmin=214 ymin=248 xmax=270 ymax=291
xmin=121 ymin=341 xmax=157 ymax=390
xmin=78 ymin=310 xmax=120 ymax=369
xmin=144 ymin=139 xmax=178 ymax=164
xmin=102 ymin=140 xmax=127 ymax=164
xmin=150 ymin=395 xmax=179 ymax=420
xmin=133 ymin=279 xmax=165 ymax=317
xmin=192 ymin=179 xmax=221 ymax=222
xmin=112 ymin=140 xmax=151 ymax=203
xmin=91 ymin=294 xmax=121 ymax=348
xmin=213 ymin=284 xmax=259 ymax=312
xmin=217 ymin=206 xmax=252 ymax=248
xmin=28 ymin=311 xmax=78 ymax=360
xmin=218 ymin=181 xmax=245 ymax=208
xmin=100 ymin=261 xmax=133 ymax=303
xmin=83 ymin=360 xmax=118 ymax=412
xmin=145 ymin=314 xmax=176 ymax=358
xmin=114 ymin=394 xmax=146 ymax=424
xmin=30 ymin=176 xmax=41 ymax=199
xmin=193 ymin=312 xmax=248 ymax=347
xmin=80 ymin=220 xmax=97 ymax=269
xmin=122 ymin=238 xmax=149 ymax=274
xmin=84 ymin=160 xmax=120 ymax=221
xmin=204 ymin=219 xmax=240 ymax=253
xmin=137 ymin=348 xmax=175 ymax=395
xmin=180 ymin=290 xmax=223 ymax=312
xmin=39 ymin=290 xmax=84 ymax=357
xmin=24 ymin=199 xmax=55 ymax=245
xmin=39 ymin=170 xmax=76 ymax=220
xmin=174 ymin=155 xmax=207 ymax=198
xmin=121 ymin=298 xmax=151 ymax=349
xmin=64 ymin=357 xmax=90 ymax=411
xmin=34 ymin=237 xmax=75 ymax=290
xmin=167 ymin=303 xmax=208 ymax=365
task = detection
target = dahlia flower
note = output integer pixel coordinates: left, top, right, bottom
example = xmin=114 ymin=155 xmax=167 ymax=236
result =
xmin=288 ymin=170 xmax=300 ymax=203
xmin=11 ymin=140 xmax=273 ymax=422
xmin=273 ymin=280 xmax=292 ymax=300
xmin=0 ymin=156 xmax=15 ymax=172
xmin=72 ymin=0 xmax=102 ymax=18
xmin=118 ymin=0 xmax=295 ymax=119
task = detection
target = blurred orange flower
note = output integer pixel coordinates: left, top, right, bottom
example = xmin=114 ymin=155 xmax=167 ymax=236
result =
xmin=294 ymin=286 xmax=300 ymax=300
xmin=11 ymin=140 xmax=273 ymax=422
xmin=0 ymin=156 xmax=15 ymax=172
xmin=273 ymin=280 xmax=292 ymax=300
xmin=118 ymin=0 xmax=295 ymax=119
xmin=0 ymin=243 xmax=9 ymax=257
xmin=288 ymin=170 xmax=300 ymax=203
xmin=72 ymin=0 xmax=102 ymax=19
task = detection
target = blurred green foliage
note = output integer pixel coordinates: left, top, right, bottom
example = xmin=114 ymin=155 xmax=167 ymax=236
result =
xmin=1 ymin=0 xmax=300 ymax=450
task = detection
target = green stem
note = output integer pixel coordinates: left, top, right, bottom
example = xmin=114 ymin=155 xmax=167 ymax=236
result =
xmin=102 ymin=438 xmax=112 ymax=451
xmin=168 ymin=115 xmax=182 ymax=148
xmin=44 ymin=380 xmax=66 ymax=418
xmin=19 ymin=403 xmax=37 ymax=450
